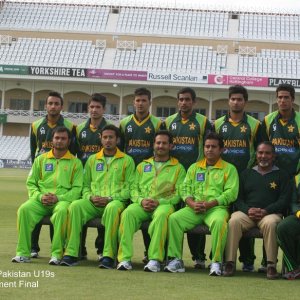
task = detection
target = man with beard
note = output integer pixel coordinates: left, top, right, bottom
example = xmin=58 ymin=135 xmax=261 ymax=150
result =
xmin=223 ymin=142 xmax=290 ymax=279
xmin=30 ymin=91 xmax=77 ymax=259
xmin=12 ymin=127 xmax=83 ymax=264
xmin=165 ymin=87 xmax=212 ymax=269
xmin=117 ymin=130 xmax=186 ymax=272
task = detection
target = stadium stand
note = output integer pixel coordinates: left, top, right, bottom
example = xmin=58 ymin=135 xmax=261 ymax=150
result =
xmin=239 ymin=13 xmax=300 ymax=41
xmin=0 ymin=1 xmax=110 ymax=32
xmin=0 ymin=136 xmax=30 ymax=160
xmin=113 ymin=43 xmax=227 ymax=72
xmin=238 ymin=49 xmax=300 ymax=77
xmin=116 ymin=7 xmax=229 ymax=37
xmin=0 ymin=37 xmax=105 ymax=68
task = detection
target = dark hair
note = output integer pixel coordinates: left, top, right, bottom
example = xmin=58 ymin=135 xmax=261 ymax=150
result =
xmin=51 ymin=126 xmax=71 ymax=139
xmin=257 ymin=141 xmax=276 ymax=154
xmin=204 ymin=132 xmax=224 ymax=148
xmin=100 ymin=124 xmax=120 ymax=138
xmin=154 ymin=130 xmax=173 ymax=144
xmin=177 ymin=87 xmax=196 ymax=102
xmin=89 ymin=93 xmax=106 ymax=108
xmin=134 ymin=87 xmax=151 ymax=101
xmin=276 ymin=84 xmax=295 ymax=100
xmin=229 ymin=85 xmax=248 ymax=102
xmin=46 ymin=91 xmax=63 ymax=105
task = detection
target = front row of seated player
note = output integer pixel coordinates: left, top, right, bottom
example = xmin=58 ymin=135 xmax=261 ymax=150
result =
xmin=12 ymin=125 xmax=299 ymax=280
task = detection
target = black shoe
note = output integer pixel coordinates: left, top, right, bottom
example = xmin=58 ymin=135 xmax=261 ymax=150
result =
xmin=60 ymin=255 xmax=78 ymax=266
xmin=99 ymin=257 xmax=114 ymax=269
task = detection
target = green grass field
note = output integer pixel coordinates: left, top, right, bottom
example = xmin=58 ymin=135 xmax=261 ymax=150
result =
xmin=0 ymin=168 xmax=298 ymax=300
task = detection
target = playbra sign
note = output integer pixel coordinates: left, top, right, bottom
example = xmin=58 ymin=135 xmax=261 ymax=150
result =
xmin=208 ymin=75 xmax=269 ymax=87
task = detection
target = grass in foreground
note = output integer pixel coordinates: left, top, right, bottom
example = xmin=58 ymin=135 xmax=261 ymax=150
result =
xmin=0 ymin=169 xmax=297 ymax=300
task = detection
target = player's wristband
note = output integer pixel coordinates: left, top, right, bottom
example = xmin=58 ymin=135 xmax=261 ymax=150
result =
xmin=296 ymin=211 xmax=300 ymax=219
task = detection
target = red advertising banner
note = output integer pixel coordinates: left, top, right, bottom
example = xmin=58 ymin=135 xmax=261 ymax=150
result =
xmin=208 ymin=75 xmax=269 ymax=87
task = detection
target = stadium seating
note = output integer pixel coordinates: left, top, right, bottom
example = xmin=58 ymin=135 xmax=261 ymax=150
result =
xmin=0 ymin=2 xmax=110 ymax=32
xmin=116 ymin=7 xmax=229 ymax=37
xmin=0 ymin=136 xmax=30 ymax=160
xmin=113 ymin=43 xmax=227 ymax=72
xmin=0 ymin=37 xmax=105 ymax=68
xmin=238 ymin=49 xmax=300 ymax=77
xmin=239 ymin=13 xmax=300 ymax=41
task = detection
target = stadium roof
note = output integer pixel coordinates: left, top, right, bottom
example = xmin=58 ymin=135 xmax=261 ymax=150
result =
xmin=6 ymin=0 xmax=300 ymax=14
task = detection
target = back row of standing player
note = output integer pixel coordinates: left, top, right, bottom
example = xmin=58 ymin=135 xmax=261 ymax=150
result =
xmin=29 ymin=84 xmax=300 ymax=269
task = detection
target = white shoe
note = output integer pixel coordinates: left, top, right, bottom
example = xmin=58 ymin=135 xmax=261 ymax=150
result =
xmin=144 ymin=260 xmax=161 ymax=272
xmin=49 ymin=257 xmax=61 ymax=265
xmin=31 ymin=251 xmax=39 ymax=258
xmin=12 ymin=256 xmax=31 ymax=263
xmin=117 ymin=261 xmax=133 ymax=271
xmin=209 ymin=262 xmax=222 ymax=276
xmin=164 ymin=258 xmax=185 ymax=273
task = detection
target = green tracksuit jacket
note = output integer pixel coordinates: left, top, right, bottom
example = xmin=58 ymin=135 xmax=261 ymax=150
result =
xmin=181 ymin=158 xmax=239 ymax=207
xmin=118 ymin=157 xmax=186 ymax=262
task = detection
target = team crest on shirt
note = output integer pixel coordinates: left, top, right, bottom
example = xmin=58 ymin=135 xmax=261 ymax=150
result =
xmin=144 ymin=165 xmax=152 ymax=172
xmin=288 ymin=125 xmax=295 ymax=133
xmin=45 ymin=163 xmax=53 ymax=171
xmin=171 ymin=123 xmax=176 ymax=130
xmin=127 ymin=125 xmax=133 ymax=133
xmin=81 ymin=131 xmax=87 ymax=138
xmin=272 ymin=123 xmax=277 ymax=132
xmin=222 ymin=125 xmax=227 ymax=133
xmin=240 ymin=125 xmax=247 ymax=133
xmin=145 ymin=126 xmax=151 ymax=134
xmin=270 ymin=181 xmax=277 ymax=189
xmin=96 ymin=163 xmax=104 ymax=171
xmin=189 ymin=123 xmax=196 ymax=130
xmin=40 ymin=127 xmax=46 ymax=135
xmin=196 ymin=173 xmax=205 ymax=181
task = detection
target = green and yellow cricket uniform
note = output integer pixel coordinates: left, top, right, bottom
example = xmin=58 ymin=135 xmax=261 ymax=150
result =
xmin=118 ymin=157 xmax=186 ymax=262
xmin=167 ymin=158 xmax=239 ymax=262
xmin=165 ymin=111 xmax=212 ymax=171
xmin=277 ymin=174 xmax=300 ymax=272
xmin=120 ymin=114 xmax=162 ymax=166
xmin=76 ymin=118 xmax=110 ymax=166
xmin=16 ymin=150 xmax=83 ymax=259
xmin=30 ymin=115 xmax=77 ymax=162
xmin=262 ymin=110 xmax=300 ymax=177
xmin=214 ymin=113 xmax=262 ymax=174
xmin=165 ymin=111 xmax=212 ymax=261
xmin=64 ymin=148 xmax=135 ymax=259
